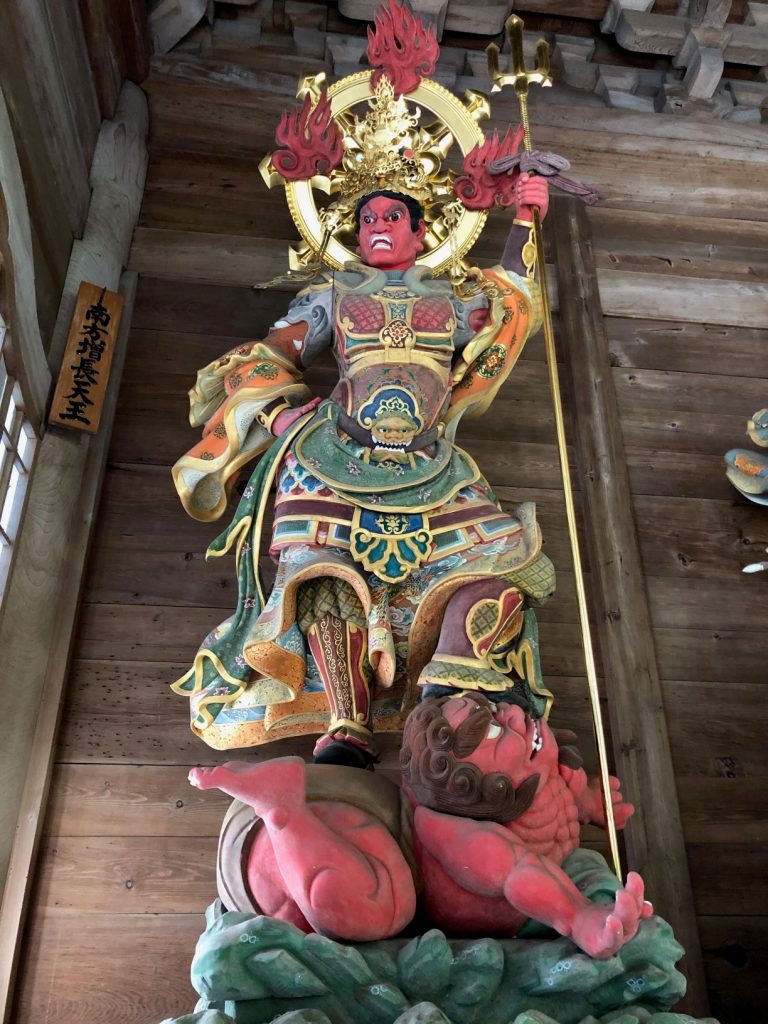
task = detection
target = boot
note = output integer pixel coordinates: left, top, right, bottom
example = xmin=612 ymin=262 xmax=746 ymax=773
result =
xmin=307 ymin=611 xmax=378 ymax=768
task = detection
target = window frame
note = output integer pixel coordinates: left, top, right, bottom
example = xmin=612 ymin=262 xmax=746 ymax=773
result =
xmin=0 ymin=311 xmax=40 ymax=599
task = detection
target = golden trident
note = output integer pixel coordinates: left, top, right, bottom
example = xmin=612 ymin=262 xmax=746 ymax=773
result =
xmin=487 ymin=16 xmax=623 ymax=881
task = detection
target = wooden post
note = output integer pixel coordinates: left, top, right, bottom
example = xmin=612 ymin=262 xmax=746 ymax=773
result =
xmin=0 ymin=87 xmax=51 ymax=424
xmin=0 ymin=75 xmax=147 ymax=1024
xmin=115 ymin=0 xmax=152 ymax=85
xmin=48 ymin=81 xmax=148 ymax=375
xmin=78 ymin=0 xmax=126 ymax=118
xmin=549 ymin=195 xmax=710 ymax=1015
xmin=0 ymin=0 xmax=99 ymax=238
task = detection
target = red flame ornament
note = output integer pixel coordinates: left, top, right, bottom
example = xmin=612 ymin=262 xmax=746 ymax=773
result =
xmin=272 ymin=89 xmax=344 ymax=181
xmin=453 ymin=127 xmax=526 ymax=210
xmin=367 ymin=0 xmax=440 ymax=96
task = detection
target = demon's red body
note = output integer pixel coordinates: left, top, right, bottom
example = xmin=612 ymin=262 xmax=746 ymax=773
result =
xmin=190 ymin=697 xmax=650 ymax=958
xmin=417 ymin=768 xmax=582 ymax=937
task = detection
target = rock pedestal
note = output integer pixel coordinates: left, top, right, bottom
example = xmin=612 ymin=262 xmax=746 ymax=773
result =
xmin=158 ymin=852 xmax=720 ymax=1024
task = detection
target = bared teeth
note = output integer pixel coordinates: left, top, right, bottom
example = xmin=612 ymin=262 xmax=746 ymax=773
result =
xmin=531 ymin=720 xmax=543 ymax=754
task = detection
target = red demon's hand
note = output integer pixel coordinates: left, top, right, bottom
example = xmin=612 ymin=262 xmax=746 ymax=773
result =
xmin=585 ymin=775 xmax=635 ymax=831
xmin=569 ymin=872 xmax=653 ymax=959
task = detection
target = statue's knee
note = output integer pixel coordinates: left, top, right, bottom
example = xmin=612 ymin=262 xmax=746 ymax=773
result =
xmin=297 ymin=576 xmax=366 ymax=633
xmin=308 ymin=867 xmax=413 ymax=940
xmin=437 ymin=578 xmax=524 ymax=656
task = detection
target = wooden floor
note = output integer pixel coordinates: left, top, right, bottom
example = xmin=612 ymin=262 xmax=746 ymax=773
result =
xmin=13 ymin=40 xmax=768 ymax=1024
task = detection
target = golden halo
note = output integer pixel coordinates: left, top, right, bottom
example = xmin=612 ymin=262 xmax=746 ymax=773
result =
xmin=261 ymin=70 xmax=490 ymax=275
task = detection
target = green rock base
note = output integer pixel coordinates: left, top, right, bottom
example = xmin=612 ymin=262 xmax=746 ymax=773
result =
xmin=162 ymin=1007 xmax=719 ymax=1024
xmin=160 ymin=851 xmax=720 ymax=1024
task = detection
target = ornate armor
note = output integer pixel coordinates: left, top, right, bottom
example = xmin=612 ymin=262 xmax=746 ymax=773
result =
xmin=171 ymin=261 xmax=554 ymax=756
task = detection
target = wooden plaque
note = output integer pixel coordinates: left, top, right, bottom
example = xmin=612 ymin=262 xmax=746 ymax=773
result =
xmin=49 ymin=281 xmax=124 ymax=434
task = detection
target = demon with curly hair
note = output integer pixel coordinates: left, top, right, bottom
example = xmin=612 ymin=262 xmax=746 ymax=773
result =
xmin=190 ymin=693 xmax=650 ymax=958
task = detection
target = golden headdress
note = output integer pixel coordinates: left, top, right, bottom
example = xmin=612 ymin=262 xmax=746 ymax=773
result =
xmin=259 ymin=0 xmax=522 ymax=279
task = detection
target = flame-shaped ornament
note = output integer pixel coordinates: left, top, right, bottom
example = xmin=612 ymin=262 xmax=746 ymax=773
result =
xmin=453 ymin=127 xmax=526 ymax=211
xmin=272 ymin=89 xmax=344 ymax=181
xmin=367 ymin=0 xmax=440 ymax=96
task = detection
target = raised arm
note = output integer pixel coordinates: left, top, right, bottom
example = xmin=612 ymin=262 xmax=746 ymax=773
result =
xmin=500 ymin=172 xmax=550 ymax=277
xmin=446 ymin=175 xmax=551 ymax=427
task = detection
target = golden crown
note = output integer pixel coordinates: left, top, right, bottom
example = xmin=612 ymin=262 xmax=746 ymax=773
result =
xmin=258 ymin=0 xmax=500 ymax=277
xmin=338 ymin=77 xmax=434 ymax=209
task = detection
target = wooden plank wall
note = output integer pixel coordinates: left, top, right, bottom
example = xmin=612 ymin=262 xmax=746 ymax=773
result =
xmin=0 ymin=0 xmax=150 ymax=945
xmin=587 ymin=205 xmax=768 ymax=1023
xmin=0 ymin=0 xmax=149 ymax=353
xmin=11 ymin=21 xmax=768 ymax=1024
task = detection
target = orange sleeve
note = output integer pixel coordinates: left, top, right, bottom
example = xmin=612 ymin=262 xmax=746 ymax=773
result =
xmin=447 ymin=266 xmax=541 ymax=424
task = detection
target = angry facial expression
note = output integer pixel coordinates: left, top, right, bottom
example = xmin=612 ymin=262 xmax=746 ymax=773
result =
xmin=442 ymin=697 xmax=557 ymax=786
xmin=357 ymin=196 xmax=426 ymax=270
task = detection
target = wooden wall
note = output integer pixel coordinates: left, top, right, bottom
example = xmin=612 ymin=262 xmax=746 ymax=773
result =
xmin=10 ymin=13 xmax=768 ymax=1024
xmin=587 ymin=204 xmax=768 ymax=1023
xmin=0 ymin=0 xmax=148 ymax=354
xmin=0 ymin=3 xmax=150 ymax=1017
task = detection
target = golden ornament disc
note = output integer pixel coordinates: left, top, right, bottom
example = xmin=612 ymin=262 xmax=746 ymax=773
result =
xmin=262 ymin=70 xmax=490 ymax=274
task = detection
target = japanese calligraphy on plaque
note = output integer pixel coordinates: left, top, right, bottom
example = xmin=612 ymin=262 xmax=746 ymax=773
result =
xmin=49 ymin=282 xmax=124 ymax=434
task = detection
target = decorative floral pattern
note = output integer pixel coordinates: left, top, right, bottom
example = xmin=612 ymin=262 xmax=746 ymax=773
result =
xmin=475 ymin=343 xmax=507 ymax=379
xmin=249 ymin=362 xmax=279 ymax=380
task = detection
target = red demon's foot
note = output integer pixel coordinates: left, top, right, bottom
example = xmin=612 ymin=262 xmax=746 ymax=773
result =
xmin=570 ymin=872 xmax=653 ymax=959
xmin=188 ymin=757 xmax=307 ymax=817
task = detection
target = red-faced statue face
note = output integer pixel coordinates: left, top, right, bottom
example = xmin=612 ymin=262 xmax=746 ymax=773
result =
xmin=442 ymin=697 xmax=557 ymax=785
xmin=357 ymin=195 xmax=426 ymax=270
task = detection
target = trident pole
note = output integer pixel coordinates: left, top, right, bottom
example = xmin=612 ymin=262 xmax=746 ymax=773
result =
xmin=487 ymin=16 xmax=623 ymax=880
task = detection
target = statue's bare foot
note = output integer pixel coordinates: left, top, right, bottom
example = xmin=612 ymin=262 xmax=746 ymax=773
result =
xmin=188 ymin=757 xmax=307 ymax=816
xmin=570 ymin=872 xmax=653 ymax=959
xmin=188 ymin=764 xmax=249 ymax=790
